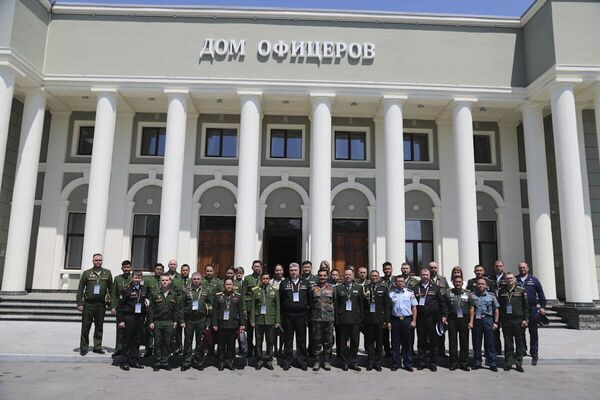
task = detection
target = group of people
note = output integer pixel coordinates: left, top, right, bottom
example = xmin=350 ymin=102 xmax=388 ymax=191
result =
xmin=77 ymin=255 xmax=546 ymax=373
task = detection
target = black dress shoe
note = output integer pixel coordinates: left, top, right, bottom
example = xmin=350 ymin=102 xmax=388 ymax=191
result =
xmin=120 ymin=364 xmax=130 ymax=371
xmin=342 ymin=364 xmax=349 ymax=371
xmin=181 ymin=366 xmax=190 ymax=371
xmin=226 ymin=363 xmax=235 ymax=371
xmin=80 ymin=350 xmax=88 ymax=356
xmin=153 ymin=367 xmax=160 ymax=371
xmin=430 ymin=366 xmax=437 ymax=372
xmin=460 ymin=366 xmax=470 ymax=372
xmin=449 ymin=365 xmax=456 ymax=371
xmin=472 ymin=365 xmax=481 ymax=370
xmin=490 ymin=366 xmax=498 ymax=372
xmin=404 ymin=367 xmax=414 ymax=372
xmin=531 ymin=355 xmax=539 ymax=366
xmin=300 ymin=365 xmax=308 ymax=371
xmin=130 ymin=364 xmax=144 ymax=369
xmin=218 ymin=364 xmax=225 ymax=371
xmin=349 ymin=365 xmax=361 ymax=371
xmin=515 ymin=365 xmax=524 ymax=373
xmin=255 ymin=365 xmax=262 ymax=370
xmin=374 ymin=365 xmax=382 ymax=372
xmin=194 ymin=365 xmax=204 ymax=371
xmin=366 ymin=365 xmax=373 ymax=371
xmin=92 ymin=349 xmax=106 ymax=354
xmin=265 ymin=364 xmax=274 ymax=370
xmin=503 ymin=365 xmax=511 ymax=371
xmin=163 ymin=366 xmax=172 ymax=371
xmin=390 ymin=365 xmax=399 ymax=371
xmin=282 ymin=365 xmax=290 ymax=371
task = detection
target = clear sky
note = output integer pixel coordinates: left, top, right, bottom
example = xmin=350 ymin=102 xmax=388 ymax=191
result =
xmin=55 ymin=0 xmax=537 ymax=18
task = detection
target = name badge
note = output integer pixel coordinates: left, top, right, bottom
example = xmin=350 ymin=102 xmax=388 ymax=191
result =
xmin=223 ymin=310 xmax=230 ymax=320
xmin=457 ymin=307 xmax=464 ymax=319
xmin=192 ymin=300 xmax=199 ymax=311
xmin=370 ymin=303 xmax=376 ymax=313
xmin=475 ymin=308 xmax=482 ymax=319
xmin=506 ymin=304 xmax=513 ymax=314
xmin=346 ymin=300 xmax=352 ymax=311
xmin=260 ymin=305 xmax=267 ymax=315
xmin=93 ymin=284 xmax=100 ymax=295
xmin=418 ymin=297 xmax=425 ymax=306
xmin=293 ymin=292 xmax=299 ymax=302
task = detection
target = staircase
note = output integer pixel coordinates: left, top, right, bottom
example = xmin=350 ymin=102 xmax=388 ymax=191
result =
xmin=0 ymin=291 xmax=116 ymax=323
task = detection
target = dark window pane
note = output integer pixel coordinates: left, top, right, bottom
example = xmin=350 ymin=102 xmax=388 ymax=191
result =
xmin=478 ymin=221 xmax=497 ymax=242
xmin=417 ymin=242 xmax=434 ymax=271
xmin=406 ymin=220 xmax=433 ymax=241
xmin=221 ymin=129 xmax=237 ymax=157
xmin=479 ymin=243 xmax=498 ymax=270
xmin=66 ymin=236 xmax=84 ymax=269
xmin=332 ymin=219 xmax=368 ymax=233
xmin=405 ymin=243 xmax=415 ymax=271
xmin=206 ymin=129 xmax=222 ymax=157
xmin=335 ymin=132 xmax=349 ymax=160
xmin=350 ymin=133 xmax=366 ymax=160
xmin=77 ymin=126 xmax=94 ymax=156
xmin=403 ymin=134 xmax=412 ymax=161
xmin=474 ymin=135 xmax=492 ymax=164
xmin=200 ymin=216 xmax=236 ymax=230
xmin=286 ymin=130 xmax=302 ymax=159
xmin=413 ymin=133 xmax=429 ymax=161
xmin=132 ymin=215 xmax=160 ymax=271
xmin=270 ymin=130 xmax=285 ymax=158
xmin=68 ymin=213 xmax=86 ymax=234
xmin=141 ymin=127 xmax=157 ymax=156
xmin=156 ymin=128 xmax=166 ymax=156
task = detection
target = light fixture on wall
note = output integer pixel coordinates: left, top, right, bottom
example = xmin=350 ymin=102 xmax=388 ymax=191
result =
xmin=282 ymin=100 xmax=290 ymax=104
xmin=216 ymin=99 xmax=224 ymax=104
xmin=350 ymin=102 xmax=358 ymax=106
xmin=479 ymin=107 xmax=487 ymax=112
xmin=148 ymin=97 xmax=156 ymax=102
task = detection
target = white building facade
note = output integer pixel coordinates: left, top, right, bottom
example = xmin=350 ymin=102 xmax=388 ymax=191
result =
xmin=0 ymin=0 xmax=599 ymax=306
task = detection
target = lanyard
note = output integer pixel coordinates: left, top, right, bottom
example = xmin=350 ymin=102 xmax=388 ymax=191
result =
xmin=262 ymin=286 xmax=268 ymax=303
xmin=224 ymin=294 xmax=232 ymax=310
xmin=133 ymin=286 xmax=141 ymax=304
xmin=292 ymin=280 xmax=300 ymax=292
xmin=418 ymin=285 xmax=430 ymax=300
xmin=507 ymin=287 xmax=515 ymax=305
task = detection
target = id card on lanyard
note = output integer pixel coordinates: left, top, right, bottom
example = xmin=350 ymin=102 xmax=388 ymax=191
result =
xmin=260 ymin=305 xmax=267 ymax=315
xmin=418 ymin=286 xmax=429 ymax=306
xmin=135 ymin=303 xmax=142 ymax=314
xmin=346 ymin=300 xmax=352 ymax=311
xmin=370 ymin=303 xmax=376 ymax=313
xmin=292 ymin=281 xmax=300 ymax=302
xmin=192 ymin=300 xmax=199 ymax=311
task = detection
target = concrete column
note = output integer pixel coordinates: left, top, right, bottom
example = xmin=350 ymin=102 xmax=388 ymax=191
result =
xmin=1 ymin=90 xmax=46 ymax=293
xmin=373 ymin=118 xmax=388 ymax=270
xmin=81 ymin=90 xmax=118 ymax=267
xmin=368 ymin=205 xmax=377 ymax=270
xmin=575 ymin=105 xmax=599 ymax=301
xmin=178 ymin=112 xmax=198 ymax=264
xmin=550 ymin=84 xmax=593 ymax=304
xmin=453 ymin=99 xmax=479 ymax=281
xmin=233 ymin=91 xmax=262 ymax=269
xmin=157 ymin=90 xmax=188 ymax=264
xmin=33 ymin=111 xmax=71 ymax=289
xmin=309 ymin=93 xmax=334 ymax=265
xmin=0 ymin=66 xmax=16 ymax=193
xmin=593 ymin=86 xmax=600 ymax=299
xmin=383 ymin=96 xmax=407 ymax=266
xmin=521 ymin=102 xmax=557 ymax=300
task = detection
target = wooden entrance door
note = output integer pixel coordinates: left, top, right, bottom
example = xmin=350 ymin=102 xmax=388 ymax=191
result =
xmin=332 ymin=219 xmax=368 ymax=273
xmin=198 ymin=216 xmax=235 ymax=278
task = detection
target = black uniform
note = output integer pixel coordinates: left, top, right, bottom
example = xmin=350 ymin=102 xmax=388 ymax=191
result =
xmin=116 ymin=283 xmax=149 ymax=368
xmin=414 ymin=282 xmax=448 ymax=369
xmin=335 ymin=282 xmax=365 ymax=369
xmin=363 ymin=282 xmax=391 ymax=369
xmin=212 ymin=291 xmax=245 ymax=369
xmin=279 ymin=277 xmax=310 ymax=369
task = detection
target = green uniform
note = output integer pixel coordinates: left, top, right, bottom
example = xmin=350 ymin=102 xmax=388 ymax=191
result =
xmin=250 ymin=284 xmax=280 ymax=366
xmin=76 ymin=267 xmax=113 ymax=353
xmin=431 ymin=275 xmax=449 ymax=294
xmin=380 ymin=275 xmax=396 ymax=291
xmin=242 ymin=273 xmax=261 ymax=356
xmin=111 ymin=273 xmax=132 ymax=355
xmin=141 ymin=275 xmax=161 ymax=355
xmin=498 ymin=285 xmax=529 ymax=368
xmin=202 ymin=276 xmax=223 ymax=298
xmin=335 ymin=283 xmax=365 ymax=367
xmin=302 ymin=273 xmax=318 ymax=286
xmin=148 ymin=289 xmax=182 ymax=368
xmin=363 ymin=281 xmax=391 ymax=368
xmin=181 ymin=285 xmax=211 ymax=368
xmin=212 ymin=291 xmax=246 ymax=366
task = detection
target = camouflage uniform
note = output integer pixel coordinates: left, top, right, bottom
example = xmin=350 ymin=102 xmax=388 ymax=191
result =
xmin=308 ymin=282 xmax=336 ymax=367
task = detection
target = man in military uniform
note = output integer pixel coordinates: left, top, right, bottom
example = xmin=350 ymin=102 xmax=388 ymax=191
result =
xmin=235 ymin=266 xmax=244 ymax=285
xmin=148 ymin=273 xmax=182 ymax=371
xmin=389 ymin=275 xmax=417 ymax=371
xmin=380 ymin=262 xmax=395 ymax=358
xmin=116 ymin=269 xmax=149 ymax=370
xmin=111 ymin=260 xmax=132 ymax=358
xmin=517 ymin=262 xmax=546 ymax=365
xmin=166 ymin=259 xmax=180 ymax=280
xmin=301 ymin=260 xmax=317 ymax=285
xmin=489 ymin=260 xmax=507 ymax=354
xmin=355 ymin=266 xmax=369 ymax=286
xmin=335 ymin=268 xmax=365 ymax=371
xmin=414 ymin=267 xmax=447 ymax=371
xmin=242 ymin=260 xmax=263 ymax=357
xmin=180 ymin=272 xmax=211 ymax=371
xmin=250 ymin=272 xmax=280 ymax=370
xmin=279 ymin=262 xmax=310 ymax=371
xmin=76 ymin=253 xmax=113 ymax=356
xmin=174 ymin=264 xmax=191 ymax=290
xmin=212 ymin=278 xmax=246 ymax=370
xmin=142 ymin=263 xmax=164 ymax=357
xmin=399 ymin=262 xmax=420 ymax=289
xmin=428 ymin=261 xmax=449 ymax=358
xmin=363 ymin=270 xmax=390 ymax=371
xmin=466 ymin=265 xmax=495 ymax=293
xmin=445 ymin=276 xmax=472 ymax=371
xmin=469 ymin=278 xmax=500 ymax=372
xmin=499 ymin=272 xmax=529 ymax=372
xmin=171 ymin=264 xmax=191 ymax=355
xmin=308 ymin=268 xmax=336 ymax=371
xmin=217 ymin=267 xmax=241 ymax=293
